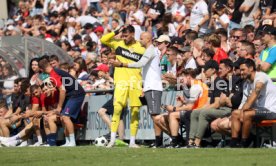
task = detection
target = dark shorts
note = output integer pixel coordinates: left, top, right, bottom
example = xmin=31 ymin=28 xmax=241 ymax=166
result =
xmin=61 ymin=95 xmax=85 ymax=120
xmin=102 ymin=98 xmax=124 ymax=120
xmin=253 ymin=107 xmax=276 ymax=122
xmin=144 ymin=90 xmax=162 ymax=115
xmin=180 ymin=111 xmax=192 ymax=124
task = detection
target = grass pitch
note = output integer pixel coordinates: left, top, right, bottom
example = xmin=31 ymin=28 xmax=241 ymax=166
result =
xmin=0 ymin=146 xmax=275 ymax=166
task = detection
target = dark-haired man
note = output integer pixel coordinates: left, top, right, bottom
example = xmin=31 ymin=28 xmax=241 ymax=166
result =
xmin=256 ymin=25 xmax=276 ymax=80
xmin=37 ymin=58 xmax=85 ymax=147
xmin=100 ymin=25 xmax=145 ymax=148
xmin=231 ymin=59 xmax=276 ymax=147
xmin=190 ymin=59 xmax=243 ymax=147
xmin=49 ymin=55 xmax=60 ymax=68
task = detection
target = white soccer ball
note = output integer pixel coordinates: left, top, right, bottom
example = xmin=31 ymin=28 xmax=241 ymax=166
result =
xmin=95 ymin=136 xmax=108 ymax=147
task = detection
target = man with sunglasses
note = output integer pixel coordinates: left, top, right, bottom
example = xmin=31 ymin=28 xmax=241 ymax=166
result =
xmin=256 ymin=25 xmax=276 ymax=81
xmin=100 ymin=25 xmax=145 ymax=148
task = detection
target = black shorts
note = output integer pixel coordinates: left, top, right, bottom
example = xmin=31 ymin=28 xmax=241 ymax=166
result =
xmin=253 ymin=107 xmax=276 ymax=122
xmin=144 ymin=90 xmax=162 ymax=115
xmin=180 ymin=111 xmax=192 ymax=125
xmin=102 ymin=98 xmax=124 ymax=120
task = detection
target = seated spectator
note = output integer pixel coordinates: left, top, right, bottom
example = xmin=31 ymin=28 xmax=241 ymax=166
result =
xmin=189 ymin=59 xmax=243 ymax=147
xmin=98 ymin=98 xmax=125 ymax=140
xmin=230 ymin=59 xmax=276 ymax=147
xmin=155 ymin=68 xmax=209 ymax=147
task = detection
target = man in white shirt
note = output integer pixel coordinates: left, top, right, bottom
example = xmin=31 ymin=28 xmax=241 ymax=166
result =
xmin=190 ymin=0 xmax=210 ymax=36
xmin=179 ymin=47 xmax=197 ymax=69
xmin=110 ymin=32 xmax=163 ymax=148
xmin=231 ymin=59 xmax=276 ymax=147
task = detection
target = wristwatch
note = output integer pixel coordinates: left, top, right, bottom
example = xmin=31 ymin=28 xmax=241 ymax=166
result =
xmin=120 ymin=63 xmax=124 ymax=67
xmin=173 ymin=107 xmax=176 ymax=112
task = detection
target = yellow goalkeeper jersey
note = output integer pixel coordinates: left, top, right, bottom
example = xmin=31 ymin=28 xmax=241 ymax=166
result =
xmin=100 ymin=32 xmax=145 ymax=87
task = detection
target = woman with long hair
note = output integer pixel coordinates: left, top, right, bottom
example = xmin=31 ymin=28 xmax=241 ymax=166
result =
xmin=73 ymin=57 xmax=88 ymax=82
xmin=2 ymin=64 xmax=18 ymax=106
xmin=28 ymin=58 xmax=41 ymax=85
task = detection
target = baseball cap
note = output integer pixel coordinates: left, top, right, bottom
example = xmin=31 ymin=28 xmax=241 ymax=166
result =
xmin=215 ymin=3 xmax=225 ymax=10
xmin=84 ymin=23 xmax=94 ymax=29
xmin=172 ymin=37 xmax=184 ymax=45
xmin=94 ymin=64 xmax=109 ymax=73
xmin=178 ymin=46 xmax=191 ymax=53
xmin=94 ymin=26 xmax=104 ymax=33
xmin=204 ymin=60 xmax=219 ymax=71
xmin=156 ymin=35 xmax=171 ymax=43
xmin=259 ymin=25 xmax=276 ymax=36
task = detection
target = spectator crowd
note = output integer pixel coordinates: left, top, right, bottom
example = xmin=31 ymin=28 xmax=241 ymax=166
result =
xmin=0 ymin=0 xmax=276 ymax=148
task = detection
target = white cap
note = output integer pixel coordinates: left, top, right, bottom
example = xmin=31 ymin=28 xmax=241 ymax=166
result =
xmin=156 ymin=35 xmax=171 ymax=43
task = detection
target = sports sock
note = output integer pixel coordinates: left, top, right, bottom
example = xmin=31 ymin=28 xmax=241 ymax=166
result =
xmin=130 ymin=107 xmax=139 ymax=137
xmin=230 ymin=137 xmax=239 ymax=147
xmin=241 ymin=138 xmax=251 ymax=148
xmin=37 ymin=136 xmax=43 ymax=144
xmin=171 ymin=136 xmax=178 ymax=146
xmin=69 ymin=134 xmax=76 ymax=145
xmin=155 ymin=136 xmax=163 ymax=147
xmin=111 ymin=105 xmax=123 ymax=134
xmin=130 ymin=136 xmax=136 ymax=145
xmin=9 ymin=134 xmax=21 ymax=141
xmin=65 ymin=137 xmax=70 ymax=144
xmin=48 ymin=133 xmax=57 ymax=146
xmin=110 ymin=132 xmax=116 ymax=144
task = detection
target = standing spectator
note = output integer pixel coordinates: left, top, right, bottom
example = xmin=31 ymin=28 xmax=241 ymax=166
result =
xmin=156 ymin=35 xmax=171 ymax=74
xmin=229 ymin=0 xmax=244 ymax=30
xmin=146 ymin=0 xmax=165 ymax=37
xmin=28 ymin=58 xmax=41 ymax=86
xmin=256 ymin=25 xmax=276 ymax=80
xmin=190 ymin=0 xmax=210 ymax=36
xmin=239 ymin=0 xmax=260 ymax=28
xmin=2 ymin=64 xmax=18 ymax=107
xmin=127 ymin=1 xmax=145 ymax=40
xmin=207 ymin=34 xmax=228 ymax=64
xmin=209 ymin=3 xmax=230 ymax=30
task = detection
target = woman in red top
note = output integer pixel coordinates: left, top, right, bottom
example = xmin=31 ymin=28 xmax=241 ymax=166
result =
xmin=207 ymin=34 xmax=228 ymax=64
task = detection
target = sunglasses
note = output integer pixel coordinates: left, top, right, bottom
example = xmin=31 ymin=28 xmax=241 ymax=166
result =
xmin=231 ymin=36 xmax=241 ymax=40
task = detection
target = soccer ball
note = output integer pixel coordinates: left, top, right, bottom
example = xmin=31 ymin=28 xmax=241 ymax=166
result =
xmin=95 ymin=136 xmax=108 ymax=147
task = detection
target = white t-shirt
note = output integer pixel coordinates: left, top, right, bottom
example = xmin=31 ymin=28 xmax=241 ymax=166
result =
xmin=182 ymin=83 xmax=203 ymax=104
xmin=184 ymin=57 xmax=197 ymax=69
xmin=3 ymin=75 xmax=18 ymax=89
xmin=76 ymin=15 xmax=100 ymax=27
xmin=215 ymin=14 xmax=230 ymax=29
xmin=167 ymin=62 xmax=177 ymax=76
xmin=240 ymin=72 xmax=276 ymax=112
xmin=168 ymin=23 xmax=177 ymax=37
xmin=142 ymin=46 xmax=163 ymax=92
xmin=128 ymin=45 xmax=163 ymax=92
xmin=172 ymin=3 xmax=187 ymax=17
xmin=190 ymin=0 xmax=209 ymax=33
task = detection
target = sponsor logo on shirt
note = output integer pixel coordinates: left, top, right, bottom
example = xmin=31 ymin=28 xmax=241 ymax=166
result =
xmin=115 ymin=47 xmax=143 ymax=62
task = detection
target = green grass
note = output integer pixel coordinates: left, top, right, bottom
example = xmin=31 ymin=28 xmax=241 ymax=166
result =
xmin=0 ymin=146 xmax=276 ymax=166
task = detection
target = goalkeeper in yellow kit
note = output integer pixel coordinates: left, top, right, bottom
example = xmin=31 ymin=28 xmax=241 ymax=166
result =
xmin=100 ymin=25 xmax=145 ymax=148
